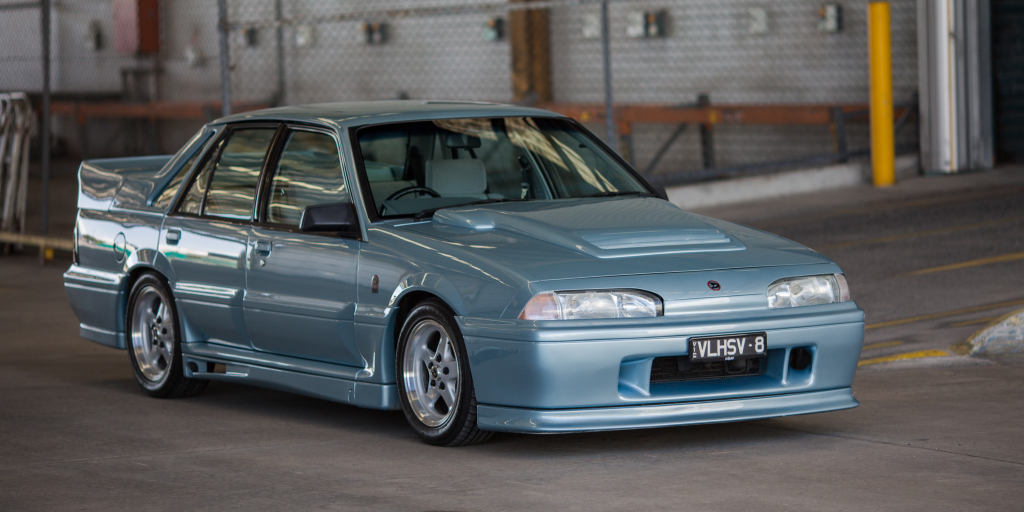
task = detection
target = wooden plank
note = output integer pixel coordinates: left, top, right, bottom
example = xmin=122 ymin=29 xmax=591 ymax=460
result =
xmin=0 ymin=232 xmax=74 ymax=251
xmin=529 ymin=7 xmax=552 ymax=103
xmin=509 ymin=0 xmax=551 ymax=103
xmin=509 ymin=3 xmax=529 ymax=101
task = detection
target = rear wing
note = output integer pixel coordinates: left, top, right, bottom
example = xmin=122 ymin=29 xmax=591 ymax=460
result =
xmin=77 ymin=155 xmax=173 ymax=212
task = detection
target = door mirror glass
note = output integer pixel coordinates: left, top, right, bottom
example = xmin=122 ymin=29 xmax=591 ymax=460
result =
xmin=299 ymin=202 xmax=359 ymax=235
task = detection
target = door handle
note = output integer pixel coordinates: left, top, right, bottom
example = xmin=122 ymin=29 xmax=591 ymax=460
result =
xmin=254 ymin=240 xmax=272 ymax=255
xmin=166 ymin=229 xmax=181 ymax=245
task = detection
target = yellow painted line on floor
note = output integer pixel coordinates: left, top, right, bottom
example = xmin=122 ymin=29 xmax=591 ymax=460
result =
xmin=865 ymin=298 xmax=1024 ymax=330
xmin=903 ymin=251 xmax=1024 ymax=276
xmin=815 ymin=217 xmax=1024 ymax=251
xmin=862 ymin=340 xmax=904 ymax=351
xmin=948 ymin=317 xmax=997 ymax=328
xmin=858 ymin=349 xmax=949 ymax=367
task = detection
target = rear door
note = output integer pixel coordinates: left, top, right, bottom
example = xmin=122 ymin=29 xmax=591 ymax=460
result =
xmin=243 ymin=125 xmax=363 ymax=366
xmin=160 ymin=124 xmax=279 ymax=349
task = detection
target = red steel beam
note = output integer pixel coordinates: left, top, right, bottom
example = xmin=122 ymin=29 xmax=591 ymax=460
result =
xmin=539 ymin=103 xmax=909 ymax=127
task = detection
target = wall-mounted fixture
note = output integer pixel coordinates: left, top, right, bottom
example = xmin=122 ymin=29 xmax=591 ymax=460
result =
xmin=818 ymin=4 xmax=842 ymax=32
xmin=362 ymin=21 xmax=387 ymax=45
xmin=241 ymin=27 xmax=258 ymax=47
xmin=582 ymin=12 xmax=601 ymax=39
xmin=84 ymin=20 xmax=103 ymax=51
xmin=626 ymin=10 xmax=667 ymax=38
xmin=483 ymin=16 xmax=504 ymax=41
xmin=748 ymin=7 xmax=769 ymax=35
xmin=184 ymin=27 xmax=203 ymax=67
xmin=295 ymin=24 xmax=315 ymax=48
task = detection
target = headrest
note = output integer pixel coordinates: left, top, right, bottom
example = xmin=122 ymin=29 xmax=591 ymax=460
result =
xmin=425 ymin=159 xmax=487 ymax=197
xmin=444 ymin=133 xmax=481 ymax=149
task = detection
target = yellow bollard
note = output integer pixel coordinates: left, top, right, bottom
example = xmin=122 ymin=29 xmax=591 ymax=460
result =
xmin=868 ymin=2 xmax=895 ymax=187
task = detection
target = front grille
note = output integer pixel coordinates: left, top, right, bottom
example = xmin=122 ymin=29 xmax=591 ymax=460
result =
xmin=650 ymin=355 xmax=767 ymax=383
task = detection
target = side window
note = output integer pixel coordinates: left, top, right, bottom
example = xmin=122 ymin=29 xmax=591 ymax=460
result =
xmin=176 ymin=128 xmax=276 ymax=219
xmin=266 ymin=130 xmax=348 ymax=226
xmin=205 ymin=128 xmax=276 ymax=219
xmin=179 ymin=146 xmax=217 ymax=215
xmin=154 ymin=144 xmax=204 ymax=210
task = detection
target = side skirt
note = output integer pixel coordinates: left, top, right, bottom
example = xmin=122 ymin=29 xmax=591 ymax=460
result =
xmin=181 ymin=343 xmax=400 ymax=411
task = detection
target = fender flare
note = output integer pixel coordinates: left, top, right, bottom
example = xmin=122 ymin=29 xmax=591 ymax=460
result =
xmin=387 ymin=272 xmax=467 ymax=317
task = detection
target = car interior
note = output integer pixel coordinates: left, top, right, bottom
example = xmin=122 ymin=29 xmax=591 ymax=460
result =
xmin=358 ymin=117 xmax=647 ymax=218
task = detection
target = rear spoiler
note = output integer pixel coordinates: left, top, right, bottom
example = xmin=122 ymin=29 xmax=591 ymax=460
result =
xmin=77 ymin=155 xmax=173 ymax=211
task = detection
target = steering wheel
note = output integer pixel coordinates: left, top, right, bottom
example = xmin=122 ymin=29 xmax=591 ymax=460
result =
xmin=385 ymin=186 xmax=441 ymax=202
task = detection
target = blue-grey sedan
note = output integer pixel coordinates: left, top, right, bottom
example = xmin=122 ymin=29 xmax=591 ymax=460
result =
xmin=64 ymin=101 xmax=864 ymax=446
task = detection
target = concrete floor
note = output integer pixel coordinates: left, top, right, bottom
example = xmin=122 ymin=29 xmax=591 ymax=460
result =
xmin=2 ymin=167 xmax=1023 ymax=510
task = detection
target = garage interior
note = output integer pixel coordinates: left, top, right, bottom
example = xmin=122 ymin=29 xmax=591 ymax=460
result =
xmin=1 ymin=0 xmax=1022 ymax=510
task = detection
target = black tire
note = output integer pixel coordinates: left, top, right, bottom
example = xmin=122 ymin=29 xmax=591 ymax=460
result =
xmin=126 ymin=273 xmax=207 ymax=399
xmin=396 ymin=299 xmax=493 ymax=446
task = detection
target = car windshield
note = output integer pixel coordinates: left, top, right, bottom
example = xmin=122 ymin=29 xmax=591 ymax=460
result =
xmin=357 ymin=117 xmax=650 ymax=218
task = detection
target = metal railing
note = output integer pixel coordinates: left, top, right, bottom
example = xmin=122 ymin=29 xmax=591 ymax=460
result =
xmin=0 ymin=93 xmax=33 ymax=242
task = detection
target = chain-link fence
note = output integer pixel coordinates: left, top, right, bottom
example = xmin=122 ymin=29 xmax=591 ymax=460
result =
xmin=1 ymin=0 xmax=920 ymax=188
xmin=223 ymin=0 xmax=919 ymax=185
xmin=0 ymin=0 xmax=223 ymax=158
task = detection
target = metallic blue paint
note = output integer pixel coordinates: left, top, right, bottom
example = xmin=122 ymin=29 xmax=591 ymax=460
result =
xmin=477 ymin=388 xmax=859 ymax=433
xmin=64 ymin=101 xmax=864 ymax=432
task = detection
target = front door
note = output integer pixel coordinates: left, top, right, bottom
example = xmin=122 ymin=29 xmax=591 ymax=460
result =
xmin=160 ymin=125 xmax=278 ymax=349
xmin=244 ymin=127 xmax=362 ymax=366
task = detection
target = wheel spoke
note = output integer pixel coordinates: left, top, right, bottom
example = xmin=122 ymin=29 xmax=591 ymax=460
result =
xmin=432 ymin=334 xmax=448 ymax=362
xmin=153 ymin=346 xmax=169 ymax=369
xmin=444 ymin=359 xmax=459 ymax=382
xmin=419 ymin=360 xmax=431 ymax=392
xmin=417 ymin=344 xmax=435 ymax=366
xmin=439 ymin=377 xmax=457 ymax=408
xmin=139 ymin=309 xmax=154 ymax=328
xmin=424 ymin=384 xmax=439 ymax=404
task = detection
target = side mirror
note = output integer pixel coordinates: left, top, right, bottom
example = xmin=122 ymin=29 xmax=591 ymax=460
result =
xmin=299 ymin=202 xmax=360 ymax=236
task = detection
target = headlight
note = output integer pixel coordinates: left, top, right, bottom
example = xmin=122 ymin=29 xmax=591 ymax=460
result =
xmin=767 ymin=274 xmax=850 ymax=309
xmin=519 ymin=290 xmax=664 ymax=320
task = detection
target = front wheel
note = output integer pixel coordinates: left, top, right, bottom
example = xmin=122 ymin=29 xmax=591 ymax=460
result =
xmin=396 ymin=299 xmax=492 ymax=446
xmin=126 ymin=273 xmax=207 ymax=398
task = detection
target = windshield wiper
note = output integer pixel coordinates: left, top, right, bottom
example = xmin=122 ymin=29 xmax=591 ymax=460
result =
xmin=412 ymin=198 xmax=527 ymax=221
xmin=580 ymin=191 xmax=654 ymax=199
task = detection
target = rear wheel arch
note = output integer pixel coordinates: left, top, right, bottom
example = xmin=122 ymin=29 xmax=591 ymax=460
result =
xmin=120 ymin=266 xmax=169 ymax=336
xmin=125 ymin=271 xmax=207 ymax=398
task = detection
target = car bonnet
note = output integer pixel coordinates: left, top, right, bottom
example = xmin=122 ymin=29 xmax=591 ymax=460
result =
xmin=386 ymin=197 xmax=833 ymax=283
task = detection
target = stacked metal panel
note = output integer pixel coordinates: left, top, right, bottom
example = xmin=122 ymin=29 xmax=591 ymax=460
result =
xmin=0 ymin=93 xmax=33 ymax=237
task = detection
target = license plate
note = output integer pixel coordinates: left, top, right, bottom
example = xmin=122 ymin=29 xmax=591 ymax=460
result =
xmin=689 ymin=332 xmax=767 ymax=363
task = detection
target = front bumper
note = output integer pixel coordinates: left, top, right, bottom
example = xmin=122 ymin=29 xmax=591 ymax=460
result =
xmin=478 ymin=387 xmax=858 ymax=433
xmin=459 ymin=302 xmax=863 ymax=432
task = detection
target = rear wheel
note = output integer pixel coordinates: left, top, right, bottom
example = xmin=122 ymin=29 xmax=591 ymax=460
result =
xmin=126 ymin=273 xmax=207 ymax=398
xmin=396 ymin=299 xmax=492 ymax=446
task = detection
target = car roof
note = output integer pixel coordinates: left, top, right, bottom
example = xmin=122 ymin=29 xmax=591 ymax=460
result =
xmin=213 ymin=100 xmax=565 ymax=129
